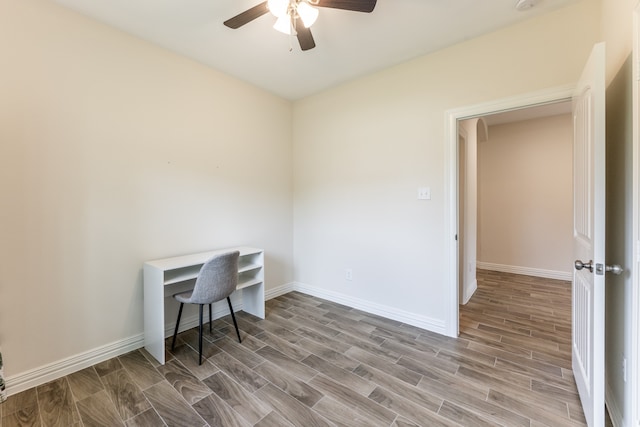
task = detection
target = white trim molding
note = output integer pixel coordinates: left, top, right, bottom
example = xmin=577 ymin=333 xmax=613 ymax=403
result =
xmin=4 ymin=283 xmax=298 ymax=397
xmin=477 ymin=262 xmax=572 ymax=281
xmin=8 ymin=280 xmax=444 ymax=397
xmin=461 ymin=279 xmax=478 ymax=305
xmin=265 ymin=282 xmax=295 ymax=300
xmin=290 ymin=282 xmax=447 ymax=334
xmin=168 ymin=283 xmax=297 ymax=337
xmin=606 ymin=378 xmax=624 ymax=427
xmin=6 ymin=334 xmax=144 ymax=396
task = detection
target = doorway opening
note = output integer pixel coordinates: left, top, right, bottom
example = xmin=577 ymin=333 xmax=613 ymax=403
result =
xmin=444 ymin=85 xmax=575 ymax=337
xmin=450 ymin=92 xmax=586 ymax=425
xmin=457 ymin=101 xmax=573 ymax=307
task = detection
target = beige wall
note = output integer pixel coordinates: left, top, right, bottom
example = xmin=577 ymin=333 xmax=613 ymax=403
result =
xmin=477 ymin=114 xmax=573 ymax=276
xmin=605 ymin=53 xmax=633 ymax=427
xmin=600 ymin=0 xmax=636 ymax=423
xmin=293 ymin=0 xmax=600 ymax=326
xmin=0 ymin=0 xmax=293 ymax=378
xmin=602 ymin=0 xmax=636 ymax=85
xmin=4 ymin=0 xmax=632 ymax=412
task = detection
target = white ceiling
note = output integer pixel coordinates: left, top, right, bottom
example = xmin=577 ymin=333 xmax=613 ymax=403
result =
xmin=52 ymin=0 xmax=581 ymax=100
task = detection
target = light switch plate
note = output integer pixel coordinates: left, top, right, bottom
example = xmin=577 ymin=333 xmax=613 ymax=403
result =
xmin=418 ymin=187 xmax=431 ymax=200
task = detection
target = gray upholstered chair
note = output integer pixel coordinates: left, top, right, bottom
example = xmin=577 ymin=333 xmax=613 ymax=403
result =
xmin=171 ymin=250 xmax=242 ymax=364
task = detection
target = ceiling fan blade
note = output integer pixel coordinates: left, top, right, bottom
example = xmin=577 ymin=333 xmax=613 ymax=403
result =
xmin=316 ymin=0 xmax=377 ymax=13
xmin=295 ymin=18 xmax=316 ymax=51
xmin=224 ymin=1 xmax=269 ymax=29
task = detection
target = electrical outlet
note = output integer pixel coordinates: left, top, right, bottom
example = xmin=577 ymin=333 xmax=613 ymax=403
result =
xmin=345 ymin=269 xmax=353 ymax=281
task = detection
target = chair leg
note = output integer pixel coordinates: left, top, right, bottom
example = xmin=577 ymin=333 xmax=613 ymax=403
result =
xmin=209 ymin=304 xmax=213 ymax=333
xmin=227 ymin=297 xmax=242 ymax=343
xmin=171 ymin=303 xmax=184 ymax=351
xmin=198 ymin=304 xmax=204 ymax=365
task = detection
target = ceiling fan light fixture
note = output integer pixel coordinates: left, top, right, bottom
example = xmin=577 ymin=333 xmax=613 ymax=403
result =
xmin=224 ymin=0 xmax=378 ymax=51
xmin=297 ymin=2 xmax=319 ymax=28
xmin=267 ymin=0 xmax=289 ymax=17
xmin=515 ymin=0 xmax=539 ymax=11
xmin=273 ymin=14 xmax=295 ymax=34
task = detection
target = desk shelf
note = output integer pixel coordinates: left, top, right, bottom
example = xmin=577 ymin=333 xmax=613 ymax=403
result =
xmin=144 ymin=246 xmax=264 ymax=364
xmin=240 ymin=263 xmax=262 ymax=273
xmin=163 ymin=266 xmax=201 ymax=286
xmin=238 ymin=277 xmax=263 ymax=290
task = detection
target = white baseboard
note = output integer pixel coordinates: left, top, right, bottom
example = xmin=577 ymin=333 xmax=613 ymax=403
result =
xmin=4 ymin=293 xmax=240 ymax=396
xmin=461 ymin=279 xmax=477 ymax=305
xmin=477 ymin=261 xmax=572 ymax=281
xmin=6 ymin=281 xmax=442 ymax=396
xmin=163 ymin=283 xmax=295 ymax=337
xmin=168 ymin=282 xmax=296 ymax=336
xmin=6 ymin=334 xmax=143 ymax=396
xmin=605 ymin=378 xmax=624 ymax=427
xmin=265 ymin=282 xmax=295 ymax=300
xmin=288 ymin=281 xmax=447 ymax=335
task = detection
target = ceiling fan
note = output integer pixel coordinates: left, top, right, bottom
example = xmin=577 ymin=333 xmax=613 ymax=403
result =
xmin=223 ymin=0 xmax=377 ymax=51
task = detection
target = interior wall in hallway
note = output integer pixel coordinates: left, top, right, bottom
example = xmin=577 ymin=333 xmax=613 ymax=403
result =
xmin=477 ymin=114 xmax=573 ymax=277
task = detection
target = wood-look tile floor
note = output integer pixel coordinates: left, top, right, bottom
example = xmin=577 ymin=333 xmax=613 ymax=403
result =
xmin=2 ymin=270 xmax=605 ymax=426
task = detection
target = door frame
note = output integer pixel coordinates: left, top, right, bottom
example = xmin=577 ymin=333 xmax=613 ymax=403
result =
xmin=457 ymin=125 xmax=468 ymax=305
xmin=444 ymin=84 xmax=575 ymax=337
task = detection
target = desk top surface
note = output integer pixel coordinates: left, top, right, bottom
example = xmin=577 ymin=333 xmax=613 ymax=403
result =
xmin=144 ymin=246 xmax=262 ymax=271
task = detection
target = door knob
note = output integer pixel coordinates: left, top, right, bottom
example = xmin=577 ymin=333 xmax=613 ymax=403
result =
xmin=574 ymin=259 xmax=593 ymax=272
xmin=604 ymin=264 xmax=624 ymax=275
xmin=575 ymin=260 xmax=623 ymax=275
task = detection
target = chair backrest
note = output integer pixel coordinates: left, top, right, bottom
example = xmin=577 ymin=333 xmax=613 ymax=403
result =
xmin=189 ymin=251 xmax=240 ymax=305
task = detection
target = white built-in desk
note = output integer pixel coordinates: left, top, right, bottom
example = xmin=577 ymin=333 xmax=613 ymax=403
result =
xmin=143 ymin=246 xmax=264 ymax=364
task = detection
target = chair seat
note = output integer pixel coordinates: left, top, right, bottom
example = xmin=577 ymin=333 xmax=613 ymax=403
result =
xmin=173 ymin=290 xmax=194 ymax=304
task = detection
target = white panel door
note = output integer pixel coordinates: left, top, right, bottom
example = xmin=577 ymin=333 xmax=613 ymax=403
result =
xmin=572 ymin=42 xmax=606 ymax=427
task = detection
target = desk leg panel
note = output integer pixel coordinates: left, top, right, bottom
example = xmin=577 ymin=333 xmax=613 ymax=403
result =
xmin=143 ymin=266 xmax=166 ymax=364
xmin=241 ymin=282 xmax=265 ymax=319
